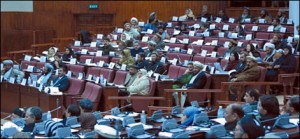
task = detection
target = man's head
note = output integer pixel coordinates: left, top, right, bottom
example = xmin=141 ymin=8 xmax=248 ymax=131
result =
xmin=130 ymin=17 xmax=138 ymax=25
xmin=133 ymin=40 xmax=140 ymax=50
xmin=25 ymin=106 xmax=42 ymax=124
xmin=124 ymin=22 xmax=131 ymax=31
xmin=103 ymin=37 xmax=111 ymax=46
xmin=150 ymin=52 xmax=159 ymax=62
xmin=264 ymin=43 xmax=275 ymax=54
xmin=58 ymin=66 xmax=67 ymax=77
xmin=192 ymin=61 xmax=204 ymax=74
xmin=234 ymin=115 xmax=265 ymax=138
xmin=257 ymin=95 xmax=280 ymax=116
xmin=137 ymin=53 xmax=145 ymax=62
xmin=239 ymin=52 xmax=248 ymax=62
xmin=2 ymin=60 xmax=13 ymax=72
xmin=246 ymin=56 xmax=258 ymax=68
xmin=65 ymin=104 xmax=81 ymax=117
xmin=286 ymin=96 xmax=299 ymax=115
xmin=244 ymin=88 xmax=260 ymax=103
xmin=79 ymin=98 xmax=93 ymax=113
xmin=148 ymin=40 xmax=157 ymax=50
xmin=43 ymin=63 xmax=54 ymax=74
xmin=11 ymin=107 xmax=25 ymax=120
xmin=229 ymin=39 xmax=237 ymax=48
xmin=272 ymin=18 xmax=280 ymax=26
xmin=128 ymin=65 xmax=139 ymax=76
xmin=153 ymin=34 xmax=162 ymax=43
xmin=218 ymin=9 xmax=225 ymax=16
xmin=187 ymin=62 xmax=194 ymax=73
xmin=283 ymin=46 xmax=292 ymax=56
xmin=242 ymin=7 xmax=250 ymax=15
xmin=224 ymin=103 xmax=244 ymax=123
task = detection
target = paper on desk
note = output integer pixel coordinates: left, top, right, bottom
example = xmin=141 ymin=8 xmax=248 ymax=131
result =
xmin=290 ymin=118 xmax=299 ymax=125
xmin=127 ymin=123 xmax=153 ymax=130
xmin=211 ymin=118 xmax=226 ymax=125
xmin=115 ymin=84 xmax=126 ymax=89
xmin=52 ymin=118 xmax=63 ymax=122
xmin=158 ymin=132 xmax=173 ymax=138
xmin=186 ymin=126 xmax=200 ymax=131
xmin=127 ymin=112 xmax=139 ymax=117
xmin=200 ymin=128 xmax=210 ymax=131
xmin=103 ymin=115 xmax=124 ymax=121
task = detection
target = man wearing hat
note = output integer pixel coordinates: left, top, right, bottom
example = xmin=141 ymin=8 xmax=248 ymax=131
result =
xmin=145 ymin=40 xmax=158 ymax=57
xmin=234 ymin=114 xmax=265 ymax=138
xmin=130 ymin=17 xmax=141 ymax=32
xmin=223 ymin=39 xmax=240 ymax=57
xmin=146 ymin=52 xmax=164 ymax=74
xmin=231 ymin=56 xmax=260 ymax=82
xmin=1 ymin=60 xmax=25 ymax=84
xmin=263 ymin=42 xmax=276 ymax=62
xmin=98 ymin=37 xmax=114 ymax=56
xmin=123 ymin=22 xmax=140 ymax=40
xmin=36 ymin=63 xmax=54 ymax=87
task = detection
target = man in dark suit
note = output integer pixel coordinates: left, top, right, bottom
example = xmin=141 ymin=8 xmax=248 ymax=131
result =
xmin=179 ymin=61 xmax=207 ymax=108
xmin=52 ymin=66 xmax=70 ymax=91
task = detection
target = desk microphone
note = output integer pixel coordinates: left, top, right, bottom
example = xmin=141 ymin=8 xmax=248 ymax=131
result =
xmin=161 ymin=70 xmax=168 ymax=75
xmin=177 ymin=54 xmax=182 ymax=64
xmin=153 ymin=65 xmax=159 ymax=73
xmin=50 ymin=106 xmax=62 ymax=113
xmin=101 ymin=104 xmax=132 ymax=114
xmin=2 ymin=114 xmax=12 ymax=120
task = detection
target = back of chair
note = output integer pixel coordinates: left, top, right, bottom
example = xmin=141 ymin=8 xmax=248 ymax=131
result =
xmin=94 ymin=56 xmax=110 ymax=63
xmin=79 ymin=55 xmax=94 ymax=63
xmin=113 ymin=70 xmax=128 ymax=85
xmin=167 ymin=65 xmax=180 ymax=79
xmin=64 ymin=77 xmax=85 ymax=107
xmin=88 ymin=84 xmax=103 ymax=111
xmin=178 ymin=67 xmax=187 ymax=77
xmin=99 ymin=68 xmax=115 ymax=83
xmin=20 ymin=60 xmax=37 ymax=70
xmin=69 ymin=64 xmax=85 ymax=75
xmin=81 ymin=82 xmax=95 ymax=99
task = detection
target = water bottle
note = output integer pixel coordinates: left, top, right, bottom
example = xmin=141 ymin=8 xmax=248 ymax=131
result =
xmin=217 ymin=106 xmax=224 ymax=118
xmin=100 ymin=74 xmax=104 ymax=83
xmin=141 ymin=110 xmax=146 ymax=124
xmin=47 ymin=111 xmax=51 ymax=120
xmin=27 ymin=77 xmax=32 ymax=86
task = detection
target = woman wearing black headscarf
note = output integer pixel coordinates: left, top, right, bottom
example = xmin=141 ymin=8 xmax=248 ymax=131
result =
xmin=224 ymin=51 xmax=240 ymax=71
xmin=61 ymin=47 xmax=75 ymax=61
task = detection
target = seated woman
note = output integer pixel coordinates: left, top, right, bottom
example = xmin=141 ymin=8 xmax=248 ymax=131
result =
xmin=179 ymin=8 xmax=196 ymax=21
xmin=119 ymin=49 xmax=135 ymax=66
xmin=61 ymin=47 xmax=75 ymax=62
xmin=224 ymin=52 xmax=240 ymax=71
xmin=257 ymin=95 xmax=280 ymax=127
xmin=180 ymin=106 xmax=200 ymax=127
xmin=127 ymin=69 xmax=149 ymax=96
xmin=46 ymin=47 xmax=57 ymax=62
xmin=245 ymin=43 xmax=261 ymax=58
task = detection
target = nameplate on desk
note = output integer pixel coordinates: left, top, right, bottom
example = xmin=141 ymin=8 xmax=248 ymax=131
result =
xmin=267 ymin=26 xmax=274 ymax=32
xmin=108 ymin=62 xmax=115 ymax=69
xmin=90 ymin=42 xmax=97 ymax=47
xmin=201 ymin=17 xmax=207 ymax=23
xmin=189 ymin=31 xmax=195 ymax=36
xmin=164 ymin=46 xmax=170 ymax=51
xmin=160 ymin=57 xmax=166 ymax=63
xmin=201 ymin=50 xmax=207 ymax=57
xmin=117 ymin=28 xmax=123 ymax=33
xmin=24 ymin=55 xmax=32 ymax=61
xmin=9 ymin=77 xmax=15 ymax=84
xmin=40 ymin=56 xmax=46 ymax=62
xmin=218 ymin=32 xmax=225 ymax=38
xmin=98 ymin=61 xmax=104 ymax=67
xmin=215 ymin=17 xmax=222 ymax=23
xmin=66 ymin=71 xmax=72 ymax=77
xmin=138 ymin=22 xmax=144 ymax=26
xmin=171 ymin=58 xmax=178 ymax=66
xmin=81 ymin=49 xmax=88 ymax=55
xmin=154 ymin=73 xmax=160 ymax=81
xmin=170 ymin=37 xmax=176 ymax=43
xmin=222 ymin=24 xmax=229 ymax=30
xmin=231 ymin=33 xmax=238 ymax=39
xmin=85 ymin=59 xmax=92 ymax=65
xmin=70 ymin=58 xmax=77 ymax=65
xmin=141 ymin=36 xmax=149 ymax=42
xmin=120 ymin=64 xmax=127 ymax=70
xmin=0 ymin=76 xmax=3 ymax=83
xmin=245 ymin=34 xmax=252 ymax=40
xmin=95 ymin=77 xmax=100 ymax=84
xmin=252 ymin=26 xmax=258 ymax=31
xmin=211 ymin=40 xmax=218 ymax=46
xmin=147 ymin=70 xmax=154 ymax=77
xmin=97 ymin=34 xmax=103 ymax=39
xmin=21 ymin=79 xmax=27 ymax=86
xmin=115 ymin=84 xmax=126 ymax=89
xmin=74 ymin=40 xmax=81 ymax=46
xmin=209 ymin=24 xmax=216 ymax=30
xmin=147 ymin=29 xmax=153 ymax=34
xmin=26 ymin=65 xmax=34 ymax=72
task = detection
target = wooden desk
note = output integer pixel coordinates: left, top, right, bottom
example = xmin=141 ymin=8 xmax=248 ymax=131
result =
xmin=6 ymin=50 xmax=35 ymax=62
xmin=39 ymin=92 xmax=64 ymax=118
xmin=155 ymin=80 xmax=173 ymax=106
xmin=164 ymin=89 xmax=223 ymax=108
xmin=20 ymin=85 xmax=39 ymax=109
xmin=1 ymin=82 xmax=20 ymax=113
xmin=100 ymin=86 xmax=119 ymax=111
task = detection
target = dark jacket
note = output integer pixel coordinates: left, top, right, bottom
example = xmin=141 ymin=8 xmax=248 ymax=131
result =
xmin=225 ymin=119 xmax=239 ymax=131
xmin=136 ymin=60 xmax=149 ymax=70
xmin=98 ymin=45 xmax=114 ymax=56
xmin=22 ymin=123 xmax=36 ymax=132
xmin=260 ymin=114 xmax=278 ymax=127
xmin=146 ymin=61 xmax=164 ymax=74
xmin=225 ymin=60 xmax=240 ymax=71
xmin=186 ymin=71 xmax=207 ymax=89
xmin=52 ymin=75 xmax=70 ymax=91
xmin=130 ymin=48 xmax=144 ymax=57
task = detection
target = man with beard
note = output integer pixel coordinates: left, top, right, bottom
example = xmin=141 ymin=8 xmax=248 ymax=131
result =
xmin=146 ymin=52 xmax=164 ymax=74
xmin=36 ymin=63 xmax=54 ymax=87
xmin=135 ymin=53 xmax=148 ymax=70
xmin=123 ymin=22 xmax=140 ymax=40
xmin=282 ymin=96 xmax=299 ymax=118
xmin=98 ymin=37 xmax=114 ymax=56
xmin=1 ymin=60 xmax=24 ymax=83
xmin=52 ymin=66 xmax=70 ymax=91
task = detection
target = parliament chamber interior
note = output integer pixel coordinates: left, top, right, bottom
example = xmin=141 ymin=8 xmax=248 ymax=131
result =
xmin=1 ymin=0 xmax=299 ymax=138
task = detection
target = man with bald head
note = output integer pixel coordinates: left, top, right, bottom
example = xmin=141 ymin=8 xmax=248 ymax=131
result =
xmin=224 ymin=103 xmax=245 ymax=131
xmin=1 ymin=60 xmax=24 ymax=83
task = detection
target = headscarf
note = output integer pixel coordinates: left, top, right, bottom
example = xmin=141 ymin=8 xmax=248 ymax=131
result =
xmin=180 ymin=106 xmax=200 ymax=127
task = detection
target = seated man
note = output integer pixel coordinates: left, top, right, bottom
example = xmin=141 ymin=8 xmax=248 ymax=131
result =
xmin=180 ymin=61 xmax=207 ymax=107
xmin=135 ymin=53 xmax=148 ymax=70
xmin=243 ymin=88 xmax=260 ymax=112
xmin=127 ymin=69 xmax=150 ymax=96
xmin=257 ymin=95 xmax=280 ymax=127
xmin=145 ymin=40 xmax=158 ymax=57
xmin=119 ymin=65 xmax=138 ymax=96
xmin=52 ymin=66 xmax=70 ymax=91
xmin=98 ymin=37 xmax=114 ymax=56
xmin=172 ymin=62 xmax=194 ymax=106
xmin=234 ymin=114 xmax=265 ymax=138
xmin=229 ymin=56 xmax=261 ymax=100
xmin=36 ymin=63 xmax=54 ymax=87
xmin=146 ymin=52 xmax=164 ymax=74
xmin=78 ymin=98 xmax=97 ymax=134
xmin=23 ymin=106 xmax=43 ymax=132
xmin=130 ymin=40 xmax=144 ymax=57
xmin=123 ymin=22 xmax=140 ymax=40
xmin=282 ymin=96 xmax=299 ymax=118
xmin=1 ymin=60 xmax=25 ymax=83
xmin=224 ymin=103 xmax=245 ymax=131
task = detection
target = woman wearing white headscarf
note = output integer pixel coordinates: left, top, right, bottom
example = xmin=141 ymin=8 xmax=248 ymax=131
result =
xmin=127 ymin=69 xmax=149 ymax=96
xmin=179 ymin=8 xmax=196 ymax=21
